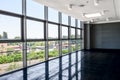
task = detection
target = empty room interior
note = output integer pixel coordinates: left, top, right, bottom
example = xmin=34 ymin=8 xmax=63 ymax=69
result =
xmin=0 ymin=0 xmax=120 ymax=80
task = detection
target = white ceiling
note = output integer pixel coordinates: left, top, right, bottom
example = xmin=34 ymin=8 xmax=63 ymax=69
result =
xmin=34 ymin=0 xmax=120 ymax=23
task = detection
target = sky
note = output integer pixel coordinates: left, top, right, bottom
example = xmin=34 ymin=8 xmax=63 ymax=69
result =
xmin=0 ymin=0 xmax=80 ymax=39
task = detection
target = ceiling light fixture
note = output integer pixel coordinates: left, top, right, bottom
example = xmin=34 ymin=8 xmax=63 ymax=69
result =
xmin=83 ymin=12 xmax=102 ymax=18
xmin=68 ymin=4 xmax=85 ymax=10
xmin=68 ymin=4 xmax=73 ymax=10
xmin=94 ymin=0 xmax=99 ymax=6
xmin=106 ymin=18 xmax=109 ymax=21
xmin=90 ymin=19 xmax=94 ymax=22
xmin=94 ymin=0 xmax=102 ymax=6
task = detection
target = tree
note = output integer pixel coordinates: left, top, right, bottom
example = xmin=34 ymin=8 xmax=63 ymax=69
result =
xmin=14 ymin=36 xmax=20 ymax=39
xmin=63 ymin=35 xmax=68 ymax=38
xmin=70 ymin=35 xmax=75 ymax=38
xmin=3 ymin=32 xmax=8 ymax=39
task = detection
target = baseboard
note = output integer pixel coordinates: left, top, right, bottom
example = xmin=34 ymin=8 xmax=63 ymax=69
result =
xmin=83 ymin=48 xmax=120 ymax=53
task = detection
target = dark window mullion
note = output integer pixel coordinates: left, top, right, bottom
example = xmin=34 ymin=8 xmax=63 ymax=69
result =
xmin=75 ymin=19 xmax=78 ymax=80
xmin=44 ymin=6 xmax=49 ymax=80
xmin=58 ymin=12 xmax=62 ymax=80
xmin=68 ymin=16 xmax=72 ymax=80
xmin=22 ymin=0 xmax=27 ymax=80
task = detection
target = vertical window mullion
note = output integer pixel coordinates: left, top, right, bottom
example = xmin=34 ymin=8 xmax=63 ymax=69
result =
xmin=22 ymin=0 xmax=27 ymax=80
xmin=75 ymin=19 xmax=78 ymax=50
xmin=68 ymin=16 xmax=71 ymax=53
xmin=75 ymin=19 xmax=78 ymax=80
xmin=75 ymin=19 xmax=78 ymax=39
xmin=81 ymin=22 xmax=84 ymax=50
xmin=22 ymin=0 xmax=27 ymax=67
xmin=68 ymin=16 xmax=71 ymax=80
xmin=44 ymin=6 xmax=49 ymax=80
xmin=68 ymin=16 xmax=71 ymax=40
xmin=44 ymin=6 xmax=48 ymax=60
xmin=58 ymin=12 xmax=62 ymax=80
xmin=58 ymin=12 xmax=62 ymax=56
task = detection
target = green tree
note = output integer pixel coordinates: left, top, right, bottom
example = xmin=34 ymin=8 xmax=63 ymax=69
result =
xmin=63 ymin=35 xmax=67 ymax=38
xmin=40 ymin=42 xmax=45 ymax=46
xmin=14 ymin=36 xmax=20 ymax=39
xmin=70 ymin=35 xmax=75 ymax=38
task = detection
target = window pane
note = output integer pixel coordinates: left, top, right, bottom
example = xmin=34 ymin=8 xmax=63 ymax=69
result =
xmin=71 ymin=53 xmax=76 ymax=78
xmin=71 ymin=28 xmax=75 ymax=38
xmin=78 ymin=20 xmax=81 ymax=28
xmin=0 ymin=42 xmax=22 ymax=75
xmin=62 ymin=55 xmax=69 ymax=80
xmin=0 ymin=14 xmax=21 ymax=40
xmin=48 ymin=24 xmax=58 ymax=39
xmin=0 ymin=0 xmax=22 ymax=14
xmin=62 ymin=26 xmax=68 ymax=39
xmin=77 ymin=40 xmax=81 ymax=50
xmin=71 ymin=63 xmax=76 ymax=76
xmin=48 ymin=41 xmax=59 ymax=59
xmin=48 ymin=8 xmax=58 ymax=23
xmin=78 ymin=21 xmax=83 ymax=28
xmin=0 ymin=70 xmax=23 ymax=80
xmin=72 ymin=76 xmax=76 ymax=80
xmin=27 ymin=0 xmax=44 ymax=19
xmin=27 ymin=20 xmax=44 ymax=39
xmin=81 ymin=30 xmax=83 ymax=38
xmin=71 ymin=53 xmax=76 ymax=65
xmin=77 ymin=51 xmax=81 ymax=79
xmin=77 ymin=29 xmax=81 ymax=38
xmin=27 ymin=42 xmax=45 ymax=66
xmin=49 ymin=59 xmax=59 ymax=80
xmin=62 ymin=41 xmax=68 ymax=55
xmin=71 ymin=17 xmax=75 ymax=27
xmin=28 ymin=63 xmax=45 ymax=80
xmin=62 ymin=14 xmax=68 ymax=25
xmin=71 ymin=40 xmax=76 ymax=52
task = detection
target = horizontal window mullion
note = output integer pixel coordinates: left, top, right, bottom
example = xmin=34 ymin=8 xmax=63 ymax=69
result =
xmin=48 ymin=39 xmax=59 ymax=41
xmin=26 ymin=16 xmax=45 ymax=22
xmin=76 ymin=27 xmax=82 ymax=30
xmin=0 ymin=40 xmax=22 ymax=43
xmin=48 ymin=21 xmax=60 ymax=25
xmin=61 ymin=24 xmax=69 ymax=27
xmin=26 ymin=39 xmax=45 ymax=42
xmin=0 ymin=10 xmax=22 ymax=18
xmin=0 ymin=68 xmax=23 ymax=77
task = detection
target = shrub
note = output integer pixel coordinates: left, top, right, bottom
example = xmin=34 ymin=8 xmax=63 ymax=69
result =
xmin=0 ymin=52 xmax=22 ymax=64
xmin=49 ymin=50 xmax=58 ymax=57
xmin=6 ymin=63 xmax=21 ymax=71
xmin=62 ymin=49 xmax=68 ymax=54
xmin=27 ymin=51 xmax=44 ymax=60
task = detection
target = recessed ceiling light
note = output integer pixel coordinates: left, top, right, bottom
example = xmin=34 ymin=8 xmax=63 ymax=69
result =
xmin=83 ymin=12 xmax=102 ymax=18
xmin=94 ymin=0 xmax=100 ymax=6
xmin=68 ymin=4 xmax=72 ymax=10
xmin=78 ymin=4 xmax=85 ymax=7
xmin=106 ymin=18 xmax=109 ymax=21
xmin=90 ymin=19 xmax=94 ymax=22
xmin=94 ymin=1 xmax=98 ymax=6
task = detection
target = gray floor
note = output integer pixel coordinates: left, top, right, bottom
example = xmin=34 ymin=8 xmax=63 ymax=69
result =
xmin=1 ymin=50 xmax=119 ymax=80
